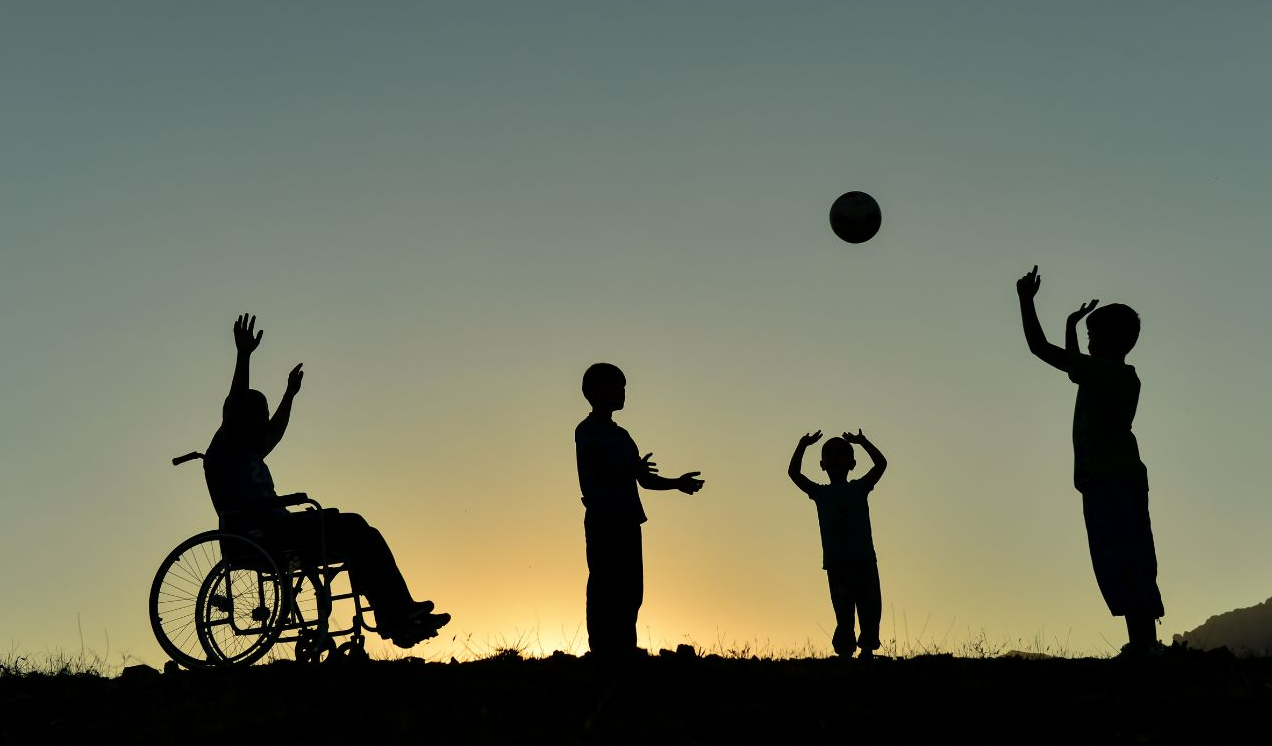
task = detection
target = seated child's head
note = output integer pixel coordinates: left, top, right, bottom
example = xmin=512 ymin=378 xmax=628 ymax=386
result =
xmin=582 ymin=363 xmax=626 ymax=412
xmin=820 ymin=437 xmax=856 ymax=479
xmin=223 ymin=389 xmax=270 ymax=442
xmin=1086 ymin=303 xmax=1140 ymax=359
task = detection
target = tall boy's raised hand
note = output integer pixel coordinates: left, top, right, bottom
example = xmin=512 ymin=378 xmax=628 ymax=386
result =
xmin=1016 ymin=265 xmax=1041 ymax=300
xmin=1067 ymin=299 xmax=1100 ymax=325
xmin=234 ymin=313 xmax=263 ymax=353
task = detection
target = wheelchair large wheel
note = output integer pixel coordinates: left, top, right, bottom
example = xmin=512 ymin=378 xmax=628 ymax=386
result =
xmin=149 ymin=531 xmax=289 ymax=669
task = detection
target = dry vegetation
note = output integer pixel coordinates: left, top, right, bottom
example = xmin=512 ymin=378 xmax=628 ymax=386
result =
xmin=3 ymin=639 xmax=1268 ymax=744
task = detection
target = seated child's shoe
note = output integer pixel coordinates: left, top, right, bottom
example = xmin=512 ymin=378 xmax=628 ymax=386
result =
xmin=383 ymin=604 xmax=450 ymax=648
xmin=857 ymin=649 xmax=875 ymax=661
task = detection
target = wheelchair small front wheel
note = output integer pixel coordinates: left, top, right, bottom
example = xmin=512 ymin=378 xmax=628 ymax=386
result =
xmin=149 ymin=530 xmax=289 ymax=669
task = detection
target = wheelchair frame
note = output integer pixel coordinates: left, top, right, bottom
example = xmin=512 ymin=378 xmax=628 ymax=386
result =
xmin=148 ymin=452 xmax=383 ymax=668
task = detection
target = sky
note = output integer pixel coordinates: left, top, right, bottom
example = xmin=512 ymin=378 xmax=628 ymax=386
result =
xmin=2 ymin=1 xmax=1271 ymax=666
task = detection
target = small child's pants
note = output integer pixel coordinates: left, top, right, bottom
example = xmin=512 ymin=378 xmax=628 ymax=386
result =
xmin=827 ymin=560 xmax=881 ymax=655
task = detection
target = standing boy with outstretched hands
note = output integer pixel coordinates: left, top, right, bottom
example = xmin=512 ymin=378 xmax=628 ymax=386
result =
xmin=1016 ymin=265 xmax=1164 ymax=656
xmin=789 ymin=428 xmax=888 ymax=659
xmin=575 ymin=362 xmax=704 ymax=660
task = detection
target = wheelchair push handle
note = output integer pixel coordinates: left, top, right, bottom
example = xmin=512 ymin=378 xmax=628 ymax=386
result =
xmin=172 ymin=451 xmax=205 ymax=466
xmin=279 ymin=492 xmax=321 ymax=511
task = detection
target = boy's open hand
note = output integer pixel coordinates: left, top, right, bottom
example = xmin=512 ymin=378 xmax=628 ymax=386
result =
xmin=675 ymin=472 xmax=704 ymax=495
xmin=1016 ymin=265 xmax=1040 ymax=300
xmin=842 ymin=429 xmax=867 ymax=445
xmin=1068 ymin=299 xmax=1099 ymax=325
xmin=234 ymin=313 xmax=263 ymax=353
xmin=798 ymin=431 xmax=823 ymax=448
xmin=637 ymin=452 xmax=659 ymax=478
xmin=286 ymin=363 xmax=304 ymax=397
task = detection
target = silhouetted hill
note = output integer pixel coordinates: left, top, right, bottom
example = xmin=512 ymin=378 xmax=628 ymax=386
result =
xmin=2 ymin=651 xmax=1269 ymax=745
xmin=1173 ymin=596 xmax=1272 ymax=656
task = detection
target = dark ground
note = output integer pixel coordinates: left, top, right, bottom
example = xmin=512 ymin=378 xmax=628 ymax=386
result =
xmin=3 ymin=649 xmax=1269 ymax=745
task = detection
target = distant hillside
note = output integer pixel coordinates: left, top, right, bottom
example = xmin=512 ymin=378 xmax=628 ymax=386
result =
xmin=1174 ymin=596 xmax=1272 ymax=656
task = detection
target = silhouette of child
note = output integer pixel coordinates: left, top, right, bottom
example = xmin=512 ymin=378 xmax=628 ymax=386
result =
xmin=788 ymin=429 xmax=888 ymax=659
xmin=574 ymin=362 xmax=704 ymax=658
xmin=204 ymin=314 xmax=449 ymax=648
xmin=1016 ymin=266 xmax=1164 ymax=656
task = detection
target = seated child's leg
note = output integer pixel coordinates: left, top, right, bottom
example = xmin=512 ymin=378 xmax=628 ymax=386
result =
xmin=826 ymin=567 xmax=857 ymax=656
xmin=853 ymin=561 xmax=883 ymax=652
xmin=322 ymin=511 xmax=413 ymax=617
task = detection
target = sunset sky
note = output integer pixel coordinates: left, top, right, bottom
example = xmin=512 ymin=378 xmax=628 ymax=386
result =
xmin=3 ymin=2 xmax=1271 ymax=666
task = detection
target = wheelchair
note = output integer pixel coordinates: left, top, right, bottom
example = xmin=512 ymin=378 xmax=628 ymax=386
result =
xmin=149 ymin=451 xmax=381 ymax=668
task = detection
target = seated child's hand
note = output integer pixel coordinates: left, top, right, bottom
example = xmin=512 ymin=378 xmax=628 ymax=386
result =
xmin=798 ymin=431 xmax=823 ymax=448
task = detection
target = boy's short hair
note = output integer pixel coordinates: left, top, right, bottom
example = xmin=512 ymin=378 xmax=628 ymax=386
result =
xmin=223 ymin=389 xmax=269 ymax=429
xmin=821 ymin=437 xmax=854 ymax=461
xmin=1087 ymin=303 xmax=1140 ymax=356
xmin=582 ymin=363 xmax=625 ymax=405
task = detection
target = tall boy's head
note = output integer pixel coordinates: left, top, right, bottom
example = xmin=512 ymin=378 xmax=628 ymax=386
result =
xmin=582 ymin=363 xmax=626 ymax=412
xmin=223 ymin=389 xmax=270 ymax=440
xmin=819 ymin=437 xmax=856 ymax=479
xmin=1086 ymin=303 xmax=1140 ymax=359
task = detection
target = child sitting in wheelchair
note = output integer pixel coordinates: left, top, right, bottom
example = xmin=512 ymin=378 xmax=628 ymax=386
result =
xmin=205 ymin=313 xmax=449 ymax=648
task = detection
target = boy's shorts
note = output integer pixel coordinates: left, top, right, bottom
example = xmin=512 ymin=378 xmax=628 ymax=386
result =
xmin=1081 ymin=482 xmax=1164 ymax=619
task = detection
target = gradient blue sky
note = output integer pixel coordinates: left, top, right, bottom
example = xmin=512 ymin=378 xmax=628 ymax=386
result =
xmin=3 ymin=2 xmax=1270 ymax=664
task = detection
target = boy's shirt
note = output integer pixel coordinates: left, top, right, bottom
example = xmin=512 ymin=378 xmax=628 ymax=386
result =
xmin=1068 ymin=355 xmax=1149 ymax=491
xmin=575 ymin=416 xmax=648 ymax=525
xmin=807 ymin=480 xmax=876 ymax=568
xmin=203 ymin=428 xmax=285 ymax=521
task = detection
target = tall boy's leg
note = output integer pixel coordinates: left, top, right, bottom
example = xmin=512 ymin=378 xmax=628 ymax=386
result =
xmin=854 ymin=561 xmax=883 ymax=653
xmin=826 ymin=567 xmax=857 ymax=656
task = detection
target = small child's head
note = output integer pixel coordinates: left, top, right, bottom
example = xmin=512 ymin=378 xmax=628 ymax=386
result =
xmin=819 ymin=436 xmax=856 ymax=479
xmin=1086 ymin=303 xmax=1140 ymax=359
xmin=222 ymin=389 xmax=270 ymax=441
xmin=582 ymin=362 xmax=626 ymax=412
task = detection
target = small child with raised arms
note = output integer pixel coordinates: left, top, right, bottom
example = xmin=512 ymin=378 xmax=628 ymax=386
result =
xmin=789 ymin=429 xmax=888 ymax=659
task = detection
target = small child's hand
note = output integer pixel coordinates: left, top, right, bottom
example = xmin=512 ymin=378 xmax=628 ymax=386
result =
xmin=1016 ymin=266 xmax=1040 ymax=299
xmin=1067 ymin=299 xmax=1099 ymax=325
xmin=676 ymin=472 xmax=704 ymax=495
xmin=637 ymin=452 xmax=659 ymax=478
xmin=798 ymin=431 xmax=823 ymax=448
xmin=842 ymin=429 xmax=866 ymax=445
xmin=285 ymin=363 xmax=304 ymax=397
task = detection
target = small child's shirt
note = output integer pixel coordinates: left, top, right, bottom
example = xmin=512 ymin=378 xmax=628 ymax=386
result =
xmin=808 ymin=479 xmax=876 ymax=568
xmin=1068 ymin=355 xmax=1149 ymax=491
xmin=575 ymin=415 xmax=648 ymax=525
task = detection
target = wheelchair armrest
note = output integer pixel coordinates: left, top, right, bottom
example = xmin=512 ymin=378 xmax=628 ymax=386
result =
xmin=278 ymin=493 xmax=321 ymax=511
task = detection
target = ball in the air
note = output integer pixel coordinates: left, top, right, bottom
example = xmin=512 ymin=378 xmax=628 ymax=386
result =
xmin=829 ymin=191 xmax=882 ymax=244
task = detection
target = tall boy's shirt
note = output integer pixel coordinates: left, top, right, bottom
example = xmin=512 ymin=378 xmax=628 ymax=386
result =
xmin=1068 ymin=356 xmax=1149 ymax=491
xmin=575 ymin=416 xmax=647 ymax=524
xmin=808 ymin=480 xmax=876 ymax=568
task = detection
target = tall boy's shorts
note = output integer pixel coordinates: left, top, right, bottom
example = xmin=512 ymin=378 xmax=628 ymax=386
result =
xmin=1080 ymin=483 xmax=1165 ymax=619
